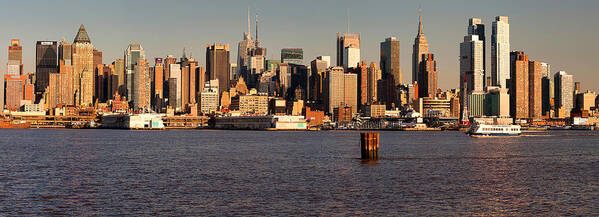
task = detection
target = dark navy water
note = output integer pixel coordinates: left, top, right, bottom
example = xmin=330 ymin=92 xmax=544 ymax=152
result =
xmin=0 ymin=129 xmax=598 ymax=216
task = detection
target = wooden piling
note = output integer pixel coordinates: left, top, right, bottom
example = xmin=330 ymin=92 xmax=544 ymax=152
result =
xmin=360 ymin=132 xmax=379 ymax=160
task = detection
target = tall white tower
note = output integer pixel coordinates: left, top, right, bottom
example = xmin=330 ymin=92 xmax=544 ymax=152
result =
xmin=492 ymin=16 xmax=510 ymax=88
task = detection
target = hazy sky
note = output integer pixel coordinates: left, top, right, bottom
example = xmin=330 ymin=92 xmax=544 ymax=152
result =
xmin=1 ymin=0 xmax=598 ymax=91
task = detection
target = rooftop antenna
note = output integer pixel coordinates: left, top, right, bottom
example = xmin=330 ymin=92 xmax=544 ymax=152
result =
xmin=247 ymin=7 xmax=251 ymax=35
xmin=418 ymin=7 xmax=423 ymax=35
xmin=346 ymin=8 xmax=350 ymax=34
xmin=255 ymin=12 xmax=259 ymax=47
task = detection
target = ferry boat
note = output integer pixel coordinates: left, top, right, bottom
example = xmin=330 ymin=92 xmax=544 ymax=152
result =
xmin=467 ymin=123 xmax=521 ymax=137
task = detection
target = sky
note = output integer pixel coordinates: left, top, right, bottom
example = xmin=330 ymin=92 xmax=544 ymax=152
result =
xmin=1 ymin=0 xmax=598 ymax=91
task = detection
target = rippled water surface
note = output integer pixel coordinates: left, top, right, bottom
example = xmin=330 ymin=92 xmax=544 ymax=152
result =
xmin=0 ymin=129 xmax=598 ymax=215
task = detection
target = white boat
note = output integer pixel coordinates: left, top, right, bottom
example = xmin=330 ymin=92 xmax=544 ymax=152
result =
xmin=467 ymin=123 xmax=521 ymax=137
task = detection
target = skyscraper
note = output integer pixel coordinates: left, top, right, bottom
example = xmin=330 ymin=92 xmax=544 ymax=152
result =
xmin=380 ymin=37 xmax=401 ymax=86
xmin=169 ymin=63 xmax=182 ymax=111
xmin=206 ymin=43 xmax=230 ymax=98
xmin=367 ymin=62 xmax=382 ymax=104
xmin=412 ymin=9 xmax=429 ymax=83
xmin=133 ymin=58 xmax=150 ymax=110
xmin=35 ymin=41 xmax=58 ymax=102
xmin=554 ymin=71 xmax=574 ymax=118
xmin=325 ymin=66 xmax=357 ymax=114
xmin=336 ymin=33 xmax=360 ymax=67
xmin=468 ymin=18 xmax=486 ymax=86
xmin=281 ymin=48 xmax=303 ymax=65
xmin=528 ymin=61 xmax=543 ymax=120
xmin=153 ymin=58 xmax=164 ymax=111
xmin=357 ymin=61 xmax=368 ymax=106
xmin=419 ymin=53 xmax=437 ymax=98
xmin=72 ymin=24 xmax=94 ymax=106
xmin=509 ymin=51 xmax=529 ymax=119
xmin=7 ymin=39 xmax=23 ymax=75
xmin=237 ymin=8 xmax=254 ymax=81
xmin=343 ymin=47 xmax=360 ymax=69
xmin=492 ymin=16 xmax=510 ymax=88
xmin=460 ymin=35 xmax=484 ymax=94
xmin=541 ymin=62 xmax=553 ymax=117
xmin=124 ymin=42 xmax=146 ymax=102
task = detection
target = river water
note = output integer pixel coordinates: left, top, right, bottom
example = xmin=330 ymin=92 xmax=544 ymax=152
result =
xmin=0 ymin=129 xmax=597 ymax=216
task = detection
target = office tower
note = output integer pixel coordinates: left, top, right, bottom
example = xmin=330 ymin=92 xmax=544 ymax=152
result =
xmin=206 ymin=43 xmax=230 ymax=98
xmin=419 ymin=53 xmax=437 ymax=98
xmin=554 ymin=71 xmax=574 ymax=118
xmin=197 ymin=67 xmax=206 ymax=93
xmin=133 ymin=58 xmax=150 ymax=110
xmin=180 ymin=56 xmax=198 ymax=106
xmin=492 ymin=16 xmax=510 ymax=88
xmin=4 ymin=75 xmax=27 ymax=110
xmin=7 ymin=39 xmax=23 ymax=75
xmin=112 ymin=59 xmax=126 ymax=97
xmin=58 ymin=40 xmax=72 ymax=66
xmin=289 ymin=64 xmax=309 ymax=100
xmin=47 ymin=72 xmax=60 ymax=108
xmin=460 ymin=35 xmax=484 ymax=94
xmin=93 ymin=49 xmax=104 ymax=101
xmin=58 ymin=60 xmax=74 ymax=105
xmin=153 ymin=58 xmax=164 ymax=111
xmin=509 ymin=51 xmax=529 ymax=119
xmin=412 ymin=9 xmax=429 ymax=83
xmin=35 ymin=41 xmax=58 ymax=102
xmin=124 ymin=42 xmax=146 ymax=101
xmin=310 ymin=57 xmax=329 ymax=107
xmin=574 ymin=82 xmax=581 ymax=95
xmin=357 ymin=61 xmax=368 ymax=106
xmin=468 ymin=18 xmax=486 ymax=86
xmin=277 ymin=63 xmax=291 ymax=98
xmin=281 ymin=48 xmax=303 ymax=65
xmin=367 ymin=62 xmax=382 ymax=104
xmin=237 ymin=9 xmax=255 ymax=81
xmin=380 ymin=37 xmax=401 ymax=86
xmin=72 ymin=24 xmax=95 ymax=106
xmin=169 ymin=64 xmax=182 ymax=111
xmin=540 ymin=62 xmax=553 ymax=117
xmin=107 ymin=64 xmax=117 ymax=99
xmin=164 ymin=55 xmax=177 ymax=81
xmin=326 ymin=66 xmax=357 ymax=114
xmin=576 ymin=91 xmax=597 ymax=111
xmin=316 ymin=56 xmax=331 ymax=68
xmin=336 ymin=33 xmax=360 ymax=67
xmin=528 ymin=61 xmax=543 ymax=120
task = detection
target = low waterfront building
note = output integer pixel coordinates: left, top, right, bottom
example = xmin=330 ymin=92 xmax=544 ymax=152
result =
xmin=364 ymin=104 xmax=386 ymax=118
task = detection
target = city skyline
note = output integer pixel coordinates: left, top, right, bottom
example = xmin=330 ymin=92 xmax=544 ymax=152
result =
xmin=1 ymin=0 xmax=598 ymax=91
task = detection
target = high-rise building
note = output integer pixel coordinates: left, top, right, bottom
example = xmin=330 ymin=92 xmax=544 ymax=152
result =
xmin=325 ymin=66 xmax=357 ymax=114
xmin=169 ymin=64 xmax=182 ymax=111
xmin=412 ymin=9 xmax=429 ymax=83
xmin=237 ymin=9 xmax=254 ymax=81
xmin=7 ymin=39 xmax=23 ymax=75
xmin=72 ymin=24 xmax=95 ymax=106
xmin=316 ymin=56 xmax=330 ymax=68
xmin=133 ymin=58 xmax=150 ymax=110
xmin=419 ymin=53 xmax=437 ymax=98
xmin=554 ymin=71 xmax=574 ymax=118
xmin=153 ymin=58 xmax=164 ymax=111
xmin=528 ymin=61 xmax=543 ymax=120
xmin=357 ymin=61 xmax=368 ymax=106
xmin=380 ymin=37 xmax=401 ymax=86
xmin=509 ymin=51 xmax=529 ymax=119
xmin=124 ymin=42 xmax=146 ymax=102
xmin=367 ymin=62 xmax=382 ymax=105
xmin=492 ymin=16 xmax=510 ymax=88
xmin=460 ymin=35 xmax=484 ymax=94
xmin=206 ymin=43 xmax=230 ymax=98
xmin=281 ymin=48 xmax=303 ymax=65
xmin=58 ymin=60 xmax=74 ymax=105
xmin=576 ymin=91 xmax=597 ymax=111
xmin=468 ymin=18 xmax=486 ymax=86
xmin=541 ymin=62 xmax=553 ymax=117
xmin=35 ymin=41 xmax=58 ymax=102
xmin=310 ymin=57 xmax=329 ymax=108
xmin=336 ymin=33 xmax=360 ymax=67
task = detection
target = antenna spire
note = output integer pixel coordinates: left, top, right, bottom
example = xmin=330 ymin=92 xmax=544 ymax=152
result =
xmin=247 ymin=7 xmax=251 ymax=36
xmin=346 ymin=8 xmax=350 ymax=34
xmin=418 ymin=7 xmax=423 ymax=35
xmin=255 ymin=12 xmax=259 ymax=47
